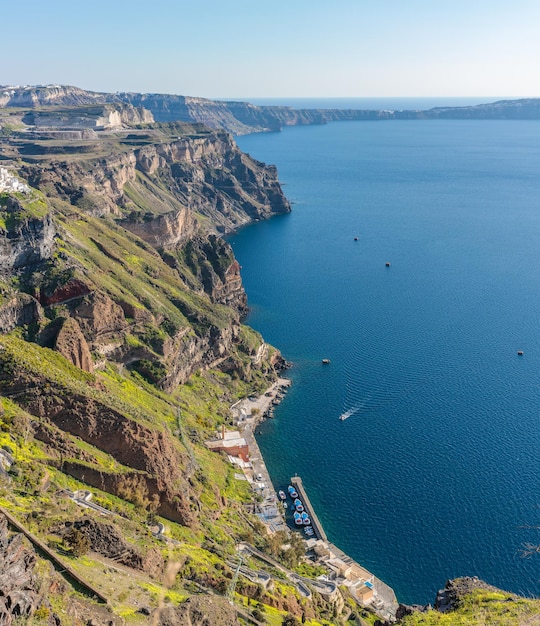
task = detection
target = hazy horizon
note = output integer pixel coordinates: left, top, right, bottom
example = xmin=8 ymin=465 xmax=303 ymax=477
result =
xmin=3 ymin=0 xmax=539 ymax=99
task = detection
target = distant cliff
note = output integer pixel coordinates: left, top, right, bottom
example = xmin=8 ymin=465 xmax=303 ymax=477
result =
xmin=2 ymin=85 xmax=540 ymax=136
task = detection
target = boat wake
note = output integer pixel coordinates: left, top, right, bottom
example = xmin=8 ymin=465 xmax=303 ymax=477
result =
xmin=339 ymin=405 xmax=361 ymax=421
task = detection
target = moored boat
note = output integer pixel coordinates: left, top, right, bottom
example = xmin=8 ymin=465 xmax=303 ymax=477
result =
xmin=293 ymin=512 xmax=303 ymax=526
xmin=301 ymin=512 xmax=311 ymax=525
xmin=278 ymin=490 xmax=286 ymax=500
xmin=288 ymin=485 xmax=298 ymax=498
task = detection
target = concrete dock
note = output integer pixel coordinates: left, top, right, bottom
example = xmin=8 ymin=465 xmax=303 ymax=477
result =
xmin=290 ymin=476 xmax=327 ymax=542
xmin=290 ymin=476 xmax=398 ymax=621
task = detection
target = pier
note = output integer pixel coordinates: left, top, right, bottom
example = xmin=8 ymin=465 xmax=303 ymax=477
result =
xmin=290 ymin=476 xmax=398 ymax=621
xmin=290 ymin=476 xmax=327 ymax=542
xmin=229 ymin=383 xmax=398 ymax=620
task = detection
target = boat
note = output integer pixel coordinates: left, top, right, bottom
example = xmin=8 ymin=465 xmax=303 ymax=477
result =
xmin=322 ymin=358 xmax=331 ymax=364
xmin=301 ymin=512 xmax=311 ymax=525
xmin=283 ymin=502 xmax=288 ymax=509
xmin=278 ymin=490 xmax=286 ymax=500
xmin=288 ymin=485 xmax=298 ymax=498
xmin=339 ymin=407 xmax=357 ymax=421
xmin=385 ymin=261 xmax=391 ymax=267
xmin=295 ymin=504 xmax=304 ymax=513
xmin=293 ymin=512 xmax=303 ymax=526
xmin=293 ymin=498 xmax=303 ymax=508
xmin=518 ymin=350 xmax=524 ymax=356
xmin=304 ymin=526 xmax=314 ymax=536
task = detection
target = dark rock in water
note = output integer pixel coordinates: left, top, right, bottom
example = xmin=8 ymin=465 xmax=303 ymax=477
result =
xmin=395 ymin=603 xmax=432 ymax=620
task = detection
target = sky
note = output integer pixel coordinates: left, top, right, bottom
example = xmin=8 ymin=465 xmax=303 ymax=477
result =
xmin=3 ymin=0 xmax=540 ymax=98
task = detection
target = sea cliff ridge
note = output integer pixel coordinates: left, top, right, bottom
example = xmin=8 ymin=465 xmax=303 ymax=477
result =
xmin=1 ymin=86 xmax=540 ymax=625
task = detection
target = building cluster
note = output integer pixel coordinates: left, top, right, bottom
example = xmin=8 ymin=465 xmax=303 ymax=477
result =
xmin=0 ymin=168 xmax=31 ymax=194
xmin=205 ymin=425 xmax=250 ymax=463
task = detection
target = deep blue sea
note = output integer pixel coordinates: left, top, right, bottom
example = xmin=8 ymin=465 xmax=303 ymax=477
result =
xmin=230 ymin=108 xmax=540 ymax=605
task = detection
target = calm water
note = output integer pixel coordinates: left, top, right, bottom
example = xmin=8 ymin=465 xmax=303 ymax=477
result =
xmin=230 ymin=118 xmax=540 ymax=605
xmin=243 ymin=96 xmax=512 ymax=110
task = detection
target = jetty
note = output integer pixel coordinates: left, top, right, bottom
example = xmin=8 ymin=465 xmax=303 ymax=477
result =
xmin=290 ymin=476 xmax=398 ymax=622
xmin=290 ymin=476 xmax=327 ymax=542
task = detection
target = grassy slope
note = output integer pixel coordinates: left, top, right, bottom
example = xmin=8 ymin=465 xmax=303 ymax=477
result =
xmin=399 ymin=587 xmax=540 ymax=625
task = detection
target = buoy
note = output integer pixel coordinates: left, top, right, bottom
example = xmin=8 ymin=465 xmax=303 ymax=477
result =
xmin=354 ymin=237 xmax=358 ymax=241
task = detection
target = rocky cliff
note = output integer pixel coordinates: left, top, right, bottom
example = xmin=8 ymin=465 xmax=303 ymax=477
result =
xmin=0 ymin=514 xmax=40 ymax=625
xmin=3 ymin=84 xmax=540 ymax=136
xmin=0 ymin=106 xmax=290 ymax=540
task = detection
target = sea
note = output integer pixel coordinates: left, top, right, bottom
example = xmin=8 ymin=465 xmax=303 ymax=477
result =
xmin=228 ymin=98 xmax=540 ymax=605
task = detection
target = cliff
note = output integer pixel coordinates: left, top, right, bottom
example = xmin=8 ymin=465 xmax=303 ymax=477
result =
xmin=0 ymin=106 xmax=291 ymax=530
xmin=3 ymin=84 xmax=540 ymax=136
xmin=3 ymin=87 xmax=536 ymax=626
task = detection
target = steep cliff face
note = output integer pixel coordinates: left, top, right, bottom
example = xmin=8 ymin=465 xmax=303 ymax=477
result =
xmin=0 ymin=84 xmax=106 ymax=108
xmin=20 ymin=124 xmax=290 ymax=230
xmin=21 ymin=103 xmax=154 ymax=130
xmin=0 ymin=514 xmax=40 ymax=625
xmin=5 ymin=85 xmax=540 ymax=138
xmin=0 ymin=196 xmax=56 ymax=273
xmin=0 ymin=104 xmax=289 ymax=582
xmin=0 ymin=294 xmax=42 ymax=334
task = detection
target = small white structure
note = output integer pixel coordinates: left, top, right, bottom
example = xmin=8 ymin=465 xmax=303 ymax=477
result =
xmin=0 ymin=168 xmax=31 ymax=194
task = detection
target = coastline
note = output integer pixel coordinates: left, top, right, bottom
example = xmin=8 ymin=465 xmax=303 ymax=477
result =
xmin=234 ymin=377 xmax=399 ymax=621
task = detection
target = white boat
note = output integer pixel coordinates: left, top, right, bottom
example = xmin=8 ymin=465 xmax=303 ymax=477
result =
xmin=293 ymin=512 xmax=303 ymax=526
xmin=288 ymin=485 xmax=298 ymax=498
xmin=339 ymin=407 xmax=357 ymax=421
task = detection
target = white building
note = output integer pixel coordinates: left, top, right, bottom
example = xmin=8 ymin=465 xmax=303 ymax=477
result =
xmin=0 ymin=168 xmax=31 ymax=194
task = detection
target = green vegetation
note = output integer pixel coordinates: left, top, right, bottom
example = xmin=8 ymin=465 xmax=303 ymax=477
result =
xmin=5 ymin=111 xmax=512 ymax=626
xmin=400 ymin=587 xmax=540 ymax=625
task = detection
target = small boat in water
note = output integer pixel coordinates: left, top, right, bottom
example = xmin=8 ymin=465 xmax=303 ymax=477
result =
xmin=304 ymin=526 xmax=314 ymax=536
xmin=295 ymin=504 xmax=304 ymax=513
xmin=322 ymin=358 xmax=331 ymax=364
xmin=301 ymin=512 xmax=311 ymax=525
xmin=294 ymin=512 xmax=303 ymax=526
xmin=278 ymin=490 xmax=286 ymax=500
xmin=288 ymin=485 xmax=298 ymax=498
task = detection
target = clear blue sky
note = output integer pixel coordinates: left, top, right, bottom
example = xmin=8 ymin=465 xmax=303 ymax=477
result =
xmin=3 ymin=0 xmax=539 ymax=98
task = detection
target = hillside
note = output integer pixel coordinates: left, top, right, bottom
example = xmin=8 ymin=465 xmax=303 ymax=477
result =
xmin=1 ymin=95 xmax=540 ymax=626
xmin=0 ymin=104 xmax=349 ymax=625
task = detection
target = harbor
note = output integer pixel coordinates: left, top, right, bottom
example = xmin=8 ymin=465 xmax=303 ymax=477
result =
xmin=206 ymin=377 xmax=399 ymax=621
